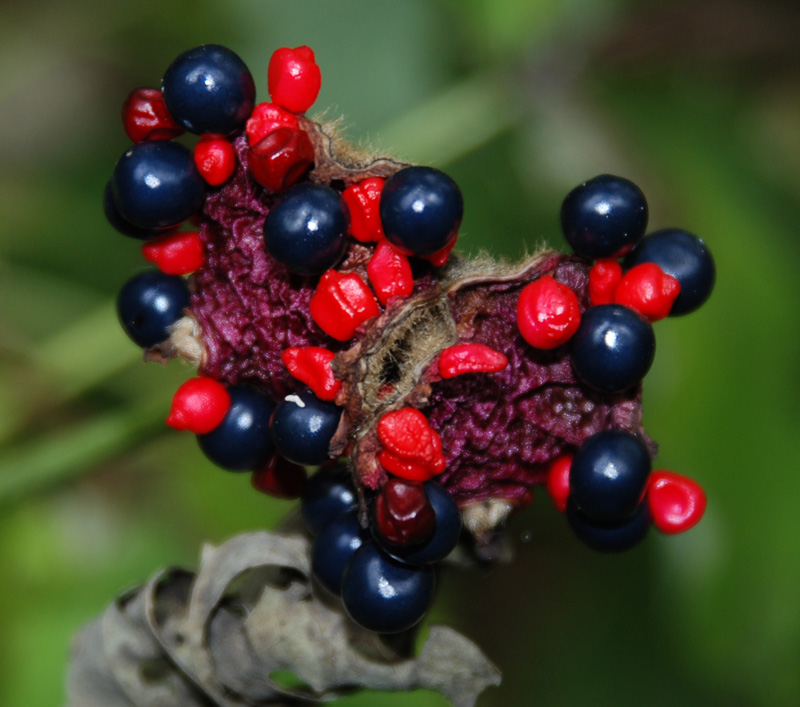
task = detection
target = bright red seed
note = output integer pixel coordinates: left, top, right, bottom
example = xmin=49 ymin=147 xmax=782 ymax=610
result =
xmin=438 ymin=343 xmax=508 ymax=379
xmin=422 ymin=234 xmax=458 ymax=267
xmin=377 ymin=408 xmax=446 ymax=482
xmin=546 ymin=454 xmax=572 ymax=513
xmin=141 ymin=231 xmax=205 ymax=275
xmin=588 ymin=259 xmax=623 ymax=306
xmin=193 ymin=135 xmax=236 ymax=186
xmin=367 ymin=239 xmax=414 ymax=305
xmin=374 ymin=478 xmax=436 ymax=547
xmin=245 ymin=102 xmax=300 ymax=145
xmin=647 ymin=470 xmax=707 ymax=534
xmin=342 ymin=177 xmax=386 ymax=243
xmin=166 ymin=377 xmax=230 ymax=434
xmin=251 ymin=455 xmax=307 ymax=499
xmin=614 ymin=262 xmax=681 ymax=322
xmin=248 ymin=126 xmax=314 ymax=192
xmin=281 ymin=346 xmax=341 ymax=402
xmin=122 ymin=87 xmax=184 ymax=143
xmin=268 ymin=45 xmax=322 ymax=114
xmin=516 ymin=275 xmax=581 ymax=349
xmin=309 ymin=270 xmax=381 ymax=341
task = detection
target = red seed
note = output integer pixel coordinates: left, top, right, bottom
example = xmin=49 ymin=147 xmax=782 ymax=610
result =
xmin=309 ymin=270 xmax=380 ymax=341
xmin=342 ymin=177 xmax=386 ymax=242
xmin=245 ymin=102 xmax=300 ymax=145
xmin=367 ymin=239 xmax=414 ymax=305
xmin=374 ymin=478 xmax=436 ymax=546
xmin=281 ymin=346 xmax=341 ymax=402
xmin=588 ymin=259 xmax=623 ymax=306
xmin=248 ymin=126 xmax=314 ymax=192
xmin=251 ymin=455 xmax=308 ymax=499
xmin=647 ymin=470 xmax=706 ymax=534
xmin=166 ymin=377 xmax=230 ymax=434
xmin=122 ymin=87 xmax=183 ymax=143
xmin=194 ymin=135 xmax=236 ymax=186
xmin=142 ymin=231 xmax=204 ymax=275
xmin=516 ymin=275 xmax=581 ymax=349
xmin=422 ymin=234 xmax=457 ymax=267
xmin=438 ymin=343 xmax=508 ymax=379
xmin=377 ymin=408 xmax=446 ymax=482
xmin=546 ymin=454 xmax=572 ymax=513
xmin=268 ymin=45 xmax=322 ymax=114
xmin=614 ymin=262 xmax=681 ymax=322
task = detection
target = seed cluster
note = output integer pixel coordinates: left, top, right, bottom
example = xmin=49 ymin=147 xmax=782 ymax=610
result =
xmin=105 ymin=44 xmax=715 ymax=633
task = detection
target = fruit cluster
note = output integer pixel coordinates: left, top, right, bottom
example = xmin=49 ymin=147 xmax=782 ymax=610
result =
xmin=104 ymin=44 xmax=714 ymax=633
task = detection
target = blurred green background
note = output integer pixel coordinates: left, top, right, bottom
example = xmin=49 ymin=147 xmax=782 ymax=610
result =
xmin=2 ymin=0 xmax=800 ymax=704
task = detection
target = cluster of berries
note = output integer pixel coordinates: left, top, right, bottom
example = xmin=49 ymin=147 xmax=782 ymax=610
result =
xmin=103 ymin=43 xmax=714 ymax=634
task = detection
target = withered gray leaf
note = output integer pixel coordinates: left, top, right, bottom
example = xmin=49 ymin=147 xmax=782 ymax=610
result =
xmin=67 ymin=531 xmax=500 ymax=706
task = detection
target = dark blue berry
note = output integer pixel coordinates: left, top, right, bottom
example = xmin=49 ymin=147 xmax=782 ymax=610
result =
xmin=566 ymin=499 xmax=650 ymax=552
xmin=311 ymin=511 xmax=366 ymax=595
xmin=570 ymin=304 xmax=655 ymax=393
xmin=379 ymin=166 xmax=463 ymax=256
xmin=103 ymin=182 xmax=162 ymax=239
xmin=270 ymin=390 xmax=342 ymax=466
xmin=263 ymin=183 xmax=349 ymax=275
xmin=560 ymin=174 xmax=648 ymax=260
xmin=301 ymin=464 xmax=357 ymax=535
xmin=161 ymin=44 xmax=255 ymax=135
xmin=569 ymin=429 xmax=651 ymax=522
xmin=624 ymin=228 xmax=715 ymax=315
xmin=111 ymin=141 xmax=204 ymax=230
xmin=117 ymin=271 xmax=190 ymax=348
xmin=381 ymin=481 xmax=461 ymax=565
xmin=197 ymin=386 xmax=275 ymax=471
xmin=341 ymin=541 xmax=435 ymax=633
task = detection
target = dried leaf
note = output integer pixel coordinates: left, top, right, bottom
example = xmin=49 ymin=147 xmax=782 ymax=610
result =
xmin=67 ymin=531 xmax=500 ymax=706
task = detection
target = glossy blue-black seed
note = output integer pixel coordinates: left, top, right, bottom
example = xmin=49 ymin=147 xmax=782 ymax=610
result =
xmin=111 ymin=141 xmax=204 ymax=230
xmin=341 ymin=541 xmax=435 ymax=633
xmin=161 ymin=44 xmax=255 ymax=135
xmin=301 ymin=464 xmax=357 ymax=535
xmin=198 ymin=386 xmax=275 ymax=471
xmin=103 ymin=182 xmax=163 ymax=240
xmin=566 ymin=499 xmax=650 ymax=552
xmin=270 ymin=390 xmax=342 ymax=466
xmin=382 ymin=481 xmax=461 ymax=565
xmin=624 ymin=228 xmax=715 ymax=315
xmin=117 ymin=271 xmax=190 ymax=348
xmin=569 ymin=429 xmax=651 ymax=523
xmin=570 ymin=304 xmax=655 ymax=393
xmin=311 ymin=511 xmax=366 ymax=595
xmin=263 ymin=183 xmax=349 ymax=275
xmin=379 ymin=166 xmax=463 ymax=256
xmin=560 ymin=174 xmax=648 ymax=260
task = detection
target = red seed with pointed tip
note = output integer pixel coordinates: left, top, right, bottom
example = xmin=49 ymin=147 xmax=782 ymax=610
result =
xmin=374 ymin=478 xmax=436 ymax=546
xmin=589 ymin=259 xmax=623 ymax=306
xmin=377 ymin=408 xmax=446 ymax=482
xmin=248 ymin=126 xmax=314 ymax=192
xmin=281 ymin=346 xmax=341 ymax=401
xmin=516 ymin=275 xmax=581 ymax=349
xmin=342 ymin=177 xmax=386 ymax=243
xmin=141 ymin=231 xmax=204 ymax=275
xmin=546 ymin=454 xmax=572 ymax=513
xmin=122 ymin=87 xmax=184 ymax=143
xmin=194 ymin=135 xmax=236 ymax=186
xmin=251 ymin=455 xmax=307 ymax=499
xmin=309 ymin=270 xmax=380 ymax=341
xmin=614 ymin=262 xmax=681 ymax=322
xmin=367 ymin=240 xmax=414 ymax=305
xmin=438 ymin=343 xmax=508 ymax=379
xmin=166 ymin=377 xmax=230 ymax=434
xmin=647 ymin=470 xmax=706 ymax=534
xmin=268 ymin=46 xmax=322 ymax=114
xmin=245 ymin=102 xmax=300 ymax=146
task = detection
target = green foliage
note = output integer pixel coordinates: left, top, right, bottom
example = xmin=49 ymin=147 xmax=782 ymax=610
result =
xmin=1 ymin=0 xmax=798 ymax=704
